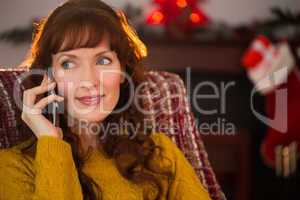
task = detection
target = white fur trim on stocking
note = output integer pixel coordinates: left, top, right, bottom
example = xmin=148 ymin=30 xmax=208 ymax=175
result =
xmin=248 ymin=43 xmax=295 ymax=94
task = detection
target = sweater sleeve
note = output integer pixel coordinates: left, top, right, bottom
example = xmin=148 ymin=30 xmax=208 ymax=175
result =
xmin=0 ymin=136 xmax=83 ymax=200
xmin=152 ymin=132 xmax=212 ymax=200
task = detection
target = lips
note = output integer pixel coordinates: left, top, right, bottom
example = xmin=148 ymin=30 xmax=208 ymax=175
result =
xmin=76 ymin=94 xmax=105 ymax=106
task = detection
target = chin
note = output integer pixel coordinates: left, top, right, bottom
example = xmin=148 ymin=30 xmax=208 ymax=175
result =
xmin=79 ymin=112 xmax=109 ymax=123
xmin=72 ymin=105 xmax=118 ymax=124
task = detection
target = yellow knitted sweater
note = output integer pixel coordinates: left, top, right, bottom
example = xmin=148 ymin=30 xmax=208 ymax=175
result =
xmin=0 ymin=132 xmax=211 ymax=200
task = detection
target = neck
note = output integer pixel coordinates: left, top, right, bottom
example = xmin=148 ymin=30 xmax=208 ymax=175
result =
xmin=70 ymin=119 xmax=102 ymax=156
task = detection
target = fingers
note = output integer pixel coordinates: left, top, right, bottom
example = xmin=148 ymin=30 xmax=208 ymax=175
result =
xmin=41 ymin=73 xmax=49 ymax=86
xmin=22 ymin=71 xmax=62 ymax=116
xmin=34 ymin=94 xmax=64 ymax=110
xmin=23 ymin=82 xmax=56 ymax=106
xmin=32 ymin=82 xmax=56 ymax=95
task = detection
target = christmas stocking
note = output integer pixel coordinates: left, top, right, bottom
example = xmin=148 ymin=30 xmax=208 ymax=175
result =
xmin=242 ymin=35 xmax=300 ymax=176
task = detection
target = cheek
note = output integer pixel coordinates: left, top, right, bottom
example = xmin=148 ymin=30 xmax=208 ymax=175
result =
xmin=57 ymin=78 xmax=76 ymax=99
xmin=103 ymin=73 xmax=122 ymax=91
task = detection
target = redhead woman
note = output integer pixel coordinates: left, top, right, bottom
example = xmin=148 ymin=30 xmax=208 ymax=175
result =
xmin=0 ymin=0 xmax=212 ymax=199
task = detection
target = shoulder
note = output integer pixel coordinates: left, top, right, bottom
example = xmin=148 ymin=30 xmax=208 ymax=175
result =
xmin=0 ymin=139 xmax=35 ymax=176
xmin=148 ymin=132 xmax=181 ymax=174
xmin=0 ymin=149 xmax=35 ymax=189
xmin=149 ymin=132 xmax=197 ymax=175
xmin=0 ymin=140 xmax=36 ymax=199
xmin=150 ymin=132 xmax=181 ymax=156
xmin=0 ymin=149 xmax=33 ymax=168
xmin=150 ymin=133 xmax=211 ymax=199
xmin=150 ymin=131 xmax=177 ymax=146
xmin=0 ymin=148 xmax=20 ymax=165
xmin=0 ymin=146 xmax=23 ymax=163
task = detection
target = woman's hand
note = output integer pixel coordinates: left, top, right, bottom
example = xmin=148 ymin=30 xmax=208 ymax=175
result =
xmin=21 ymin=73 xmax=64 ymax=139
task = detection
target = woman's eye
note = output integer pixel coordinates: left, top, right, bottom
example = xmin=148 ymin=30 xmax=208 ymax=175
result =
xmin=97 ymin=57 xmax=112 ymax=65
xmin=61 ymin=61 xmax=75 ymax=69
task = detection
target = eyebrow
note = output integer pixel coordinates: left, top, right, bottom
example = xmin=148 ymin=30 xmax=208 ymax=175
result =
xmin=56 ymin=50 xmax=113 ymax=60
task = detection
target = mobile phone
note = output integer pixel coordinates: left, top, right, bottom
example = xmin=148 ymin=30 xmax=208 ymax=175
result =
xmin=44 ymin=67 xmax=64 ymax=127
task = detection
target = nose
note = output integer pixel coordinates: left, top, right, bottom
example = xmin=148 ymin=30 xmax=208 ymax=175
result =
xmin=80 ymin=66 xmax=100 ymax=90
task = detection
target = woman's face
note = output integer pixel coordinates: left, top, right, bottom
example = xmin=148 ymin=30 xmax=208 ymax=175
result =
xmin=51 ymin=35 xmax=124 ymax=124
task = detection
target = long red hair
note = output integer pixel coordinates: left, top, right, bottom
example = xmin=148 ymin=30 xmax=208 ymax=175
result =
xmin=21 ymin=0 xmax=172 ymax=199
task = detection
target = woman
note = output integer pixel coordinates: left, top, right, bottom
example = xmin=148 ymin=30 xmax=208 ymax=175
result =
xmin=0 ymin=0 xmax=211 ymax=199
